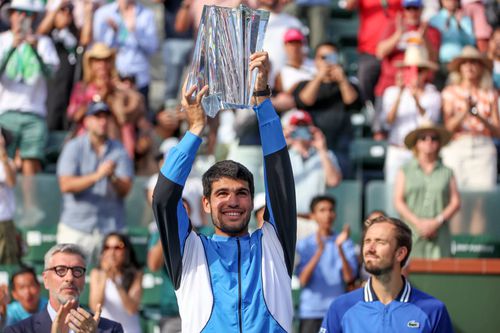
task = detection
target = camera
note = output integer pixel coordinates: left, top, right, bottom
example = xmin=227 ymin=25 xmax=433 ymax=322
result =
xmin=291 ymin=126 xmax=312 ymax=141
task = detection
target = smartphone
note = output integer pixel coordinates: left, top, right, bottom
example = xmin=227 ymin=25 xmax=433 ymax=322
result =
xmin=291 ymin=126 xmax=312 ymax=141
xmin=20 ymin=17 xmax=32 ymax=37
xmin=323 ymin=53 xmax=338 ymax=65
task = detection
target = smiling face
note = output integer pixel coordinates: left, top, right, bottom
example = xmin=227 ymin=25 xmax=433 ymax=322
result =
xmin=362 ymin=223 xmax=407 ymax=276
xmin=202 ymin=177 xmax=253 ymax=237
xmin=43 ymin=252 xmax=86 ymax=309
xmin=12 ymin=272 xmax=41 ymax=313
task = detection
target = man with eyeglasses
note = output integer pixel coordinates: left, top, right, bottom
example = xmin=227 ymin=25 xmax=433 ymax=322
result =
xmin=5 ymin=243 xmax=123 ymax=333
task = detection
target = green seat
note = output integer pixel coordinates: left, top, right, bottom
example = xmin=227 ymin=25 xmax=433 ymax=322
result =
xmin=20 ymin=225 xmax=58 ymax=265
xmin=127 ymin=226 xmax=150 ymax=265
xmin=350 ymin=139 xmax=387 ymax=180
xmin=14 ymin=174 xmax=61 ymax=228
xmin=44 ymin=131 xmax=70 ymax=173
xmin=141 ymin=268 xmax=165 ymax=308
xmin=0 ymin=264 xmax=22 ymax=286
xmin=125 ymin=176 xmax=153 ymax=229
xmin=327 ymin=180 xmax=363 ymax=243
xmin=364 ymin=180 xmax=398 ymax=218
xmin=327 ymin=16 xmax=359 ymax=46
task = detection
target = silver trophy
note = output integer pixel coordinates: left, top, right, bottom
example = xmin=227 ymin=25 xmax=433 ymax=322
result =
xmin=186 ymin=4 xmax=270 ymax=117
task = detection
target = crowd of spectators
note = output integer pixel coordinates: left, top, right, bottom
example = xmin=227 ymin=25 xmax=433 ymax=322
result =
xmin=0 ymin=0 xmax=498 ymax=330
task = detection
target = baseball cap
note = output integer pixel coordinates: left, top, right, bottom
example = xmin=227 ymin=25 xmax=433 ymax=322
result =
xmin=402 ymin=0 xmax=422 ymax=7
xmin=284 ymin=28 xmax=305 ymax=43
xmin=288 ymin=110 xmax=313 ymax=126
xmin=86 ymin=101 xmax=111 ymax=116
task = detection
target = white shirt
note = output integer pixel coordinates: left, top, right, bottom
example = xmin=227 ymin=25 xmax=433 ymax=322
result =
xmin=263 ymin=12 xmax=307 ymax=88
xmin=279 ymin=58 xmax=316 ymax=92
xmin=382 ymin=84 xmax=442 ymax=146
xmin=0 ymin=160 xmax=15 ymax=221
xmin=0 ymin=32 xmax=60 ymax=116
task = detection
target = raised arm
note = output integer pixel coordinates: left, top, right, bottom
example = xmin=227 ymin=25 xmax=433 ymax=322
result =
xmin=152 ymin=85 xmax=208 ymax=289
xmin=251 ymin=52 xmax=297 ymax=276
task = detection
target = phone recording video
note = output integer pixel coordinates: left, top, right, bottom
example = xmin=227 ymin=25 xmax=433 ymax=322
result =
xmin=291 ymin=126 xmax=312 ymax=141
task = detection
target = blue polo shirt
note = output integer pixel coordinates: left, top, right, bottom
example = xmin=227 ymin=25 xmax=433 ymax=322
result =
xmin=295 ymin=233 xmax=358 ymax=319
xmin=320 ymin=277 xmax=454 ymax=333
xmin=6 ymin=297 xmax=48 ymax=326
xmin=57 ymin=134 xmax=134 ymax=234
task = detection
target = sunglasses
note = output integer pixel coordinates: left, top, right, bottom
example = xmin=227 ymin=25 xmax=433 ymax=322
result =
xmin=103 ymin=242 xmax=125 ymax=251
xmin=45 ymin=265 xmax=86 ymax=278
xmin=404 ymin=6 xmax=421 ymax=10
xmin=417 ymin=134 xmax=439 ymax=142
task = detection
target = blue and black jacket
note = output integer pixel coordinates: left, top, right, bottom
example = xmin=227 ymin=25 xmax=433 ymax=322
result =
xmin=153 ymin=99 xmax=297 ymax=333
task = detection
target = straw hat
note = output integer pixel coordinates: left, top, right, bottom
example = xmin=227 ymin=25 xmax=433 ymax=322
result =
xmin=404 ymin=120 xmax=451 ymax=149
xmin=82 ymin=43 xmax=117 ymax=83
xmin=396 ymin=45 xmax=438 ymax=71
xmin=447 ymin=46 xmax=493 ymax=72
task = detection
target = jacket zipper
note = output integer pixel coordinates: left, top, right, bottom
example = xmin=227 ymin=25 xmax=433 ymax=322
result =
xmin=237 ymin=238 xmax=242 ymax=333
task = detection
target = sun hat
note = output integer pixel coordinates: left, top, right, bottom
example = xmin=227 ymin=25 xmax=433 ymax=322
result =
xmin=404 ymin=120 xmax=451 ymax=149
xmin=82 ymin=43 xmax=117 ymax=83
xmin=396 ymin=45 xmax=438 ymax=71
xmin=447 ymin=45 xmax=493 ymax=72
xmin=7 ymin=0 xmax=45 ymax=13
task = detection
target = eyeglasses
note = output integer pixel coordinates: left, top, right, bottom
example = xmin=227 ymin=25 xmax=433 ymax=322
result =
xmin=103 ymin=242 xmax=125 ymax=251
xmin=45 ymin=265 xmax=86 ymax=278
xmin=417 ymin=134 xmax=439 ymax=142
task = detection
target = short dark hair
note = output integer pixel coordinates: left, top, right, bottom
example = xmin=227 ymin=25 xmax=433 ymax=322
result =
xmin=11 ymin=266 xmax=39 ymax=290
xmin=202 ymin=160 xmax=254 ymax=198
xmin=314 ymin=41 xmax=339 ymax=56
xmin=363 ymin=215 xmax=413 ymax=267
xmin=309 ymin=195 xmax=336 ymax=213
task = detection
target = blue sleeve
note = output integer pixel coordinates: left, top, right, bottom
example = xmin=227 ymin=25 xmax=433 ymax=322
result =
xmin=56 ymin=140 xmax=79 ymax=176
xmin=432 ymin=303 xmax=454 ymax=333
xmin=126 ymin=7 xmax=158 ymax=55
xmin=320 ymin=301 xmax=343 ymax=333
xmin=255 ymin=99 xmax=297 ymax=277
xmin=93 ymin=7 xmax=117 ymax=46
xmin=459 ymin=16 xmax=476 ymax=46
xmin=152 ymin=131 xmax=201 ymax=289
xmin=113 ymin=143 xmax=134 ymax=178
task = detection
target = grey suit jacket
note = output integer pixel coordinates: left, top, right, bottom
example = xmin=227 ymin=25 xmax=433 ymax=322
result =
xmin=4 ymin=308 xmax=124 ymax=333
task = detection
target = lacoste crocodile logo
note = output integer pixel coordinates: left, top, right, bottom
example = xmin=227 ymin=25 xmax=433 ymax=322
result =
xmin=407 ymin=320 xmax=420 ymax=328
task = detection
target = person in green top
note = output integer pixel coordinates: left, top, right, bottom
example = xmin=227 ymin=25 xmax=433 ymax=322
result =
xmin=394 ymin=122 xmax=461 ymax=259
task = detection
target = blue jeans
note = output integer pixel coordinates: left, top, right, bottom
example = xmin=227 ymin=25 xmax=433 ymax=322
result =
xmin=162 ymin=39 xmax=194 ymax=102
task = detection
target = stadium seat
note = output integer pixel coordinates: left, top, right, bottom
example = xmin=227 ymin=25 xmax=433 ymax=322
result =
xmin=20 ymin=225 xmax=58 ymax=265
xmin=327 ymin=180 xmax=363 ymax=242
xmin=349 ymin=138 xmax=387 ymax=181
xmin=127 ymin=226 xmax=150 ymax=266
xmin=44 ymin=131 xmax=70 ymax=173
xmin=125 ymin=176 xmax=153 ymax=228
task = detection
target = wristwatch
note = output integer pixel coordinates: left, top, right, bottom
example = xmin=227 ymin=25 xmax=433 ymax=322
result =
xmin=253 ymin=85 xmax=271 ymax=97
